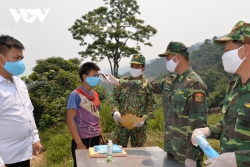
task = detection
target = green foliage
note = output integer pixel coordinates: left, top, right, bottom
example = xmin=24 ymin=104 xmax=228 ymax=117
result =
xmin=40 ymin=123 xmax=73 ymax=167
xmin=99 ymin=99 xmax=115 ymax=133
xmin=147 ymin=96 xmax=164 ymax=131
xmin=69 ymin=0 xmax=157 ymax=77
xmin=22 ymin=57 xmax=82 ymax=130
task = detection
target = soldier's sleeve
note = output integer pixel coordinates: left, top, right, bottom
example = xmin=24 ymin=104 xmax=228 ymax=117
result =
xmin=110 ymin=86 xmax=121 ymax=113
xmin=185 ymin=82 xmax=209 ymax=161
xmin=234 ymin=151 xmax=250 ymax=166
xmin=119 ymin=76 xmax=173 ymax=94
xmin=142 ymin=93 xmax=157 ymax=123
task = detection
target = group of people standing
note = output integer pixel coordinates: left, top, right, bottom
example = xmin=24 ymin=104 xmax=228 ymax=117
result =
xmin=0 ymin=20 xmax=249 ymax=167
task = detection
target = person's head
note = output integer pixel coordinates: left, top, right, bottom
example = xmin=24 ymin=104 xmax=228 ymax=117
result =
xmin=158 ymin=41 xmax=189 ymax=73
xmin=78 ymin=62 xmax=100 ymax=87
xmin=214 ymin=21 xmax=250 ymax=75
xmin=129 ymin=54 xmax=145 ymax=78
xmin=0 ymin=35 xmax=25 ymax=76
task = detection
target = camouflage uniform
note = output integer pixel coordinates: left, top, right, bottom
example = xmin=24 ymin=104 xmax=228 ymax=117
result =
xmin=119 ymin=42 xmax=209 ymax=164
xmin=209 ymin=21 xmax=250 ymax=166
xmin=111 ymin=54 xmax=157 ymax=147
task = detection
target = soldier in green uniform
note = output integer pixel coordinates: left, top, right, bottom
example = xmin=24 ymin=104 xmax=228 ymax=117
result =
xmin=192 ymin=21 xmax=250 ymax=167
xmin=107 ymin=42 xmax=209 ymax=167
xmin=111 ymin=54 xmax=157 ymax=147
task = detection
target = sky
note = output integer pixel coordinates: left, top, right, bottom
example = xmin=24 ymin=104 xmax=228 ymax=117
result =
xmin=1 ymin=0 xmax=250 ymax=77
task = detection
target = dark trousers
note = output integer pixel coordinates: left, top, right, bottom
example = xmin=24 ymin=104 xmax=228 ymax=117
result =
xmin=71 ymin=136 xmax=100 ymax=167
xmin=5 ymin=160 xmax=30 ymax=167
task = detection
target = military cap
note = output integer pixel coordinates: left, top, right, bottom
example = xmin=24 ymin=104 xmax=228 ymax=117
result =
xmin=158 ymin=41 xmax=189 ymax=57
xmin=214 ymin=21 xmax=250 ymax=45
xmin=130 ymin=54 xmax=145 ymax=65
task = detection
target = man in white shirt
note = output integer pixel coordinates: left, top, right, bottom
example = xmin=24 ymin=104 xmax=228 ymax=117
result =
xmin=0 ymin=35 xmax=43 ymax=167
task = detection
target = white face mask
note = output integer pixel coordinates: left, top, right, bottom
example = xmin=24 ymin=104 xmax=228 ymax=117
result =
xmin=129 ymin=67 xmax=142 ymax=78
xmin=166 ymin=55 xmax=179 ymax=72
xmin=222 ymin=46 xmax=245 ymax=73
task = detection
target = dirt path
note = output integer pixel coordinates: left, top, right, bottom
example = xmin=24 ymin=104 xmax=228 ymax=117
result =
xmin=30 ymin=153 xmax=44 ymax=167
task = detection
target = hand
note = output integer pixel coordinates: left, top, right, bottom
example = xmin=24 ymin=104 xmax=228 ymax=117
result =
xmin=100 ymin=134 xmax=107 ymax=144
xmin=113 ymin=111 xmax=121 ymax=122
xmin=205 ymin=152 xmax=237 ymax=167
xmin=77 ymin=142 xmax=86 ymax=149
xmin=185 ymin=158 xmax=196 ymax=167
xmin=32 ymin=141 xmax=43 ymax=155
xmin=133 ymin=120 xmax=145 ymax=128
xmin=106 ymin=74 xmax=120 ymax=85
xmin=191 ymin=127 xmax=210 ymax=147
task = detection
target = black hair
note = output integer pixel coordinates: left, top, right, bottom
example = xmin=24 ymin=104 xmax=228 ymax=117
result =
xmin=79 ymin=62 xmax=100 ymax=82
xmin=0 ymin=35 xmax=25 ymax=55
xmin=233 ymin=40 xmax=244 ymax=46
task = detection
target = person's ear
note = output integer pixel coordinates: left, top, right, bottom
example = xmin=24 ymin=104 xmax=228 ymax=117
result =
xmin=244 ymin=44 xmax=250 ymax=57
xmin=142 ymin=68 xmax=145 ymax=72
xmin=82 ymin=74 xmax=87 ymax=81
xmin=175 ymin=54 xmax=181 ymax=63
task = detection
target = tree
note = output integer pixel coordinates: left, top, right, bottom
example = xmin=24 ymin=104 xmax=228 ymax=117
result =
xmin=69 ymin=0 xmax=157 ymax=77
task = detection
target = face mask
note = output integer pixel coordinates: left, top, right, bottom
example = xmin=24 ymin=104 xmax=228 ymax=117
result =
xmin=129 ymin=67 xmax=142 ymax=78
xmin=166 ymin=55 xmax=179 ymax=72
xmin=0 ymin=55 xmax=25 ymax=76
xmin=85 ymin=76 xmax=100 ymax=86
xmin=222 ymin=46 xmax=245 ymax=73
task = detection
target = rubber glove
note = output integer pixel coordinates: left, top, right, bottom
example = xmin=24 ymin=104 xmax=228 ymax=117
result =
xmin=185 ymin=158 xmax=196 ymax=167
xmin=113 ymin=111 xmax=121 ymax=122
xmin=191 ymin=127 xmax=210 ymax=147
xmin=205 ymin=152 xmax=237 ymax=167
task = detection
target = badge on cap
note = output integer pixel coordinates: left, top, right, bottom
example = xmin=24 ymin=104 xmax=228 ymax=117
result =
xmin=244 ymin=102 xmax=250 ymax=108
xmin=195 ymin=93 xmax=204 ymax=103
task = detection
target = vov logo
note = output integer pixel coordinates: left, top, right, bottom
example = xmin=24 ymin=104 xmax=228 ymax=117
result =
xmin=9 ymin=9 xmax=50 ymax=23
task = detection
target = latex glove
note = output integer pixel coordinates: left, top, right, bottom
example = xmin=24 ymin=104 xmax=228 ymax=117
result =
xmin=185 ymin=158 xmax=196 ymax=167
xmin=191 ymin=127 xmax=210 ymax=147
xmin=106 ymin=74 xmax=120 ymax=85
xmin=133 ymin=120 xmax=145 ymax=128
xmin=205 ymin=152 xmax=237 ymax=167
xmin=113 ymin=111 xmax=121 ymax=122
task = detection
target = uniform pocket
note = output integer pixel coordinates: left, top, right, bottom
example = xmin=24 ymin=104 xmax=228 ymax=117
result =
xmin=172 ymin=89 xmax=188 ymax=115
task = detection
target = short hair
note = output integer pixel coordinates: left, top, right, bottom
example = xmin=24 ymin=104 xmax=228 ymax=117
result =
xmin=0 ymin=35 xmax=25 ymax=55
xmin=79 ymin=62 xmax=100 ymax=82
xmin=233 ymin=40 xmax=244 ymax=46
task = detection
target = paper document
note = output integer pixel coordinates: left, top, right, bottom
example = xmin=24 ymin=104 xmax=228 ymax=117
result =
xmin=120 ymin=114 xmax=144 ymax=129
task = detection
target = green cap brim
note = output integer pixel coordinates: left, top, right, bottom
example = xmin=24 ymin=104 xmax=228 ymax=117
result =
xmin=214 ymin=37 xmax=233 ymax=45
xmin=158 ymin=51 xmax=179 ymax=57
xmin=130 ymin=61 xmax=143 ymax=64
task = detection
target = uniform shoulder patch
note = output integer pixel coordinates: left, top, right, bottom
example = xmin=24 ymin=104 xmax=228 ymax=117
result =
xmin=195 ymin=92 xmax=204 ymax=103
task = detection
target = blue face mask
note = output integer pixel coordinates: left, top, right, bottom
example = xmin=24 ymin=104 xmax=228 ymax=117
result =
xmin=86 ymin=76 xmax=100 ymax=87
xmin=1 ymin=56 xmax=25 ymax=76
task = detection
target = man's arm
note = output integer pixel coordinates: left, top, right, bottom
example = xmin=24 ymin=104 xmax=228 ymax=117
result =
xmin=67 ymin=108 xmax=86 ymax=149
xmin=119 ymin=76 xmax=174 ymax=95
xmin=66 ymin=91 xmax=86 ymax=149
xmin=110 ymin=86 xmax=121 ymax=113
xmin=186 ymin=82 xmax=209 ymax=161
xmin=0 ymin=157 xmax=4 ymax=167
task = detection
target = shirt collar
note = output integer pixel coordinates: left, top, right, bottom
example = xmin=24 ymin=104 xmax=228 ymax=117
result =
xmin=0 ymin=75 xmax=5 ymax=83
xmin=176 ymin=67 xmax=193 ymax=82
xmin=234 ymin=77 xmax=250 ymax=91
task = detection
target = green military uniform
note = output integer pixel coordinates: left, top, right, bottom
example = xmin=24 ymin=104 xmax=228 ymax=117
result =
xmin=111 ymin=54 xmax=157 ymax=147
xmin=118 ymin=42 xmax=209 ymax=165
xmin=119 ymin=42 xmax=209 ymax=165
xmin=209 ymin=21 xmax=250 ymax=166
